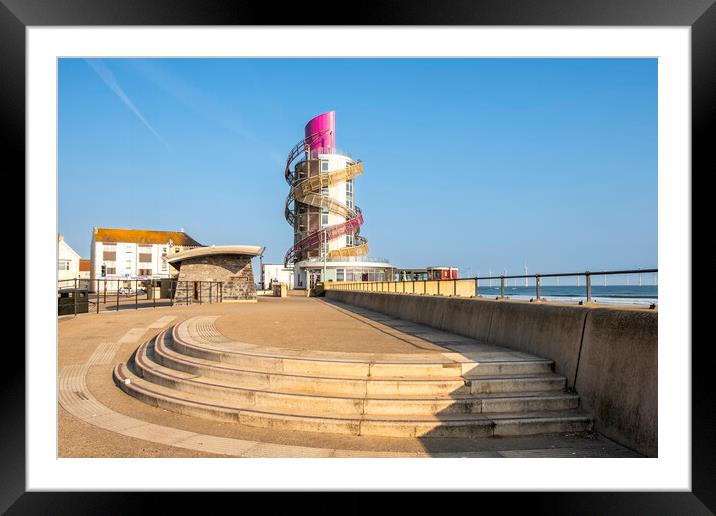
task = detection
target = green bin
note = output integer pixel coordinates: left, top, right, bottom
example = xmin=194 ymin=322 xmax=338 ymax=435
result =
xmin=58 ymin=288 xmax=89 ymax=315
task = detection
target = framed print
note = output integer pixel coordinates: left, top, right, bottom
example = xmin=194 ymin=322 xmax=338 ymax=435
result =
xmin=6 ymin=0 xmax=712 ymax=511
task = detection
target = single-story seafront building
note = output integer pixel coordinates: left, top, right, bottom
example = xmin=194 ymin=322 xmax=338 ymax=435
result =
xmin=167 ymin=245 xmax=265 ymax=303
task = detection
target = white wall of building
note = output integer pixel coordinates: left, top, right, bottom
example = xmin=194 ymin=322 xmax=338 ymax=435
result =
xmin=317 ymin=153 xmax=356 ymax=252
xmin=57 ymin=236 xmax=80 ymax=283
xmin=90 ymin=240 xmax=182 ymax=283
xmin=261 ymin=264 xmax=294 ymax=289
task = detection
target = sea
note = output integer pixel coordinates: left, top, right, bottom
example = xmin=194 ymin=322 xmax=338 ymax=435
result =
xmin=474 ymin=284 xmax=658 ymax=307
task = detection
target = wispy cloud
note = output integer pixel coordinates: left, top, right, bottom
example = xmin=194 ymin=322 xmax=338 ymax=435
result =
xmin=131 ymin=60 xmax=283 ymax=164
xmin=85 ymin=59 xmax=168 ymax=146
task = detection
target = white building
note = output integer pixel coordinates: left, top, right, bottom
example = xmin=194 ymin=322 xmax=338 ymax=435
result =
xmin=261 ymin=263 xmax=294 ymax=289
xmin=57 ymin=235 xmax=80 ymax=285
xmin=89 ymin=227 xmax=202 ymax=290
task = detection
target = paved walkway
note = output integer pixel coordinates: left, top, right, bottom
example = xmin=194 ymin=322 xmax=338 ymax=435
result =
xmin=58 ymin=297 xmax=642 ymax=458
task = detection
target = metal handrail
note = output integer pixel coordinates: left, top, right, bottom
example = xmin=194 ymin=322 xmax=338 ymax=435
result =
xmin=467 ymin=268 xmax=657 ymax=280
xmin=329 ymin=268 xmax=658 ymax=304
xmin=299 ymin=255 xmax=391 ymax=264
xmin=57 ymin=278 xmax=226 ymax=316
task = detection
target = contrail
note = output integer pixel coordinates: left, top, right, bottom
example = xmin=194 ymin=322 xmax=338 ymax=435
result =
xmin=131 ymin=59 xmax=283 ymax=160
xmin=85 ymin=59 xmax=167 ymax=146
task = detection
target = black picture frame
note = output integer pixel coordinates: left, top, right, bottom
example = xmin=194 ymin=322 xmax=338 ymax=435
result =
xmin=6 ymin=0 xmax=710 ymax=511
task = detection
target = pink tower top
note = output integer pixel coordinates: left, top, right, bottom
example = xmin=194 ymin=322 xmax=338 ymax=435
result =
xmin=304 ymin=111 xmax=335 ymax=156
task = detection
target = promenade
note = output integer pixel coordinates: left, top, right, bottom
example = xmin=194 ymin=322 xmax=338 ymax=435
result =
xmin=58 ymin=295 xmax=640 ymax=458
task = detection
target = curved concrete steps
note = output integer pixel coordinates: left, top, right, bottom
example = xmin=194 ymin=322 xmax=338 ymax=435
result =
xmin=114 ymin=360 xmax=590 ymax=438
xmin=131 ymin=332 xmax=580 ymax=416
xmin=113 ymin=321 xmax=593 ymax=439
xmin=171 ymin=324 xmax=556 ymax=379
xmin=158 ymin=330 xmax=565 ymax=397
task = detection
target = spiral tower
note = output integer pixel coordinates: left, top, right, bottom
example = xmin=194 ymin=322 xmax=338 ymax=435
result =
xmin=283 ymin=112 xmax=392 ymax=288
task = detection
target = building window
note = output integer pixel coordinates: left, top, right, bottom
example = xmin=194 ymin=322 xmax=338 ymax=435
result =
xmin=106 ymin=267 xmax=116 ymax=275
xmin=138 ymin=268 xmax=152 ymax=276
xmin=346 ymin=179 xmax=353 ymax=194
xmin=320 ymin=187 xmax=329 ymax=222
xmin=320 ymin=242 xmax=328 ymax=257
xmin=337 ymin=269 xmax=344 ymax=281
xmin=139 ymin=253 xmax=152 ymax=263
xmin=346 ymin=234 xmax=354 ymax=246
xmin=321 ymin=161 xmax=329 ymax=172
xmin=102 ymin=243 xmax=117 ymax=261
xmin=58 ymin=260 xmax=70 ymax=271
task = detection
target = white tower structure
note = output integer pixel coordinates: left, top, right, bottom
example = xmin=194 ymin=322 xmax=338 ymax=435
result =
xmin=283 ymin=112 xmax=393 ymax=289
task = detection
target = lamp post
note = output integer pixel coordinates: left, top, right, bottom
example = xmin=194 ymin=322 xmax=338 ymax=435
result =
xmin=259 ymin=250 xmax=264 ymax=290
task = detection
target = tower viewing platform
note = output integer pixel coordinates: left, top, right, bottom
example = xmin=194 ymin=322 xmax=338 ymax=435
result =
xmin=284 ymin=111 xmax=395 ymax=288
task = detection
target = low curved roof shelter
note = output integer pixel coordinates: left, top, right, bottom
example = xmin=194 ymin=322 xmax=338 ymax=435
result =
xmin=167 ymin=245 xmax=265 ymax=266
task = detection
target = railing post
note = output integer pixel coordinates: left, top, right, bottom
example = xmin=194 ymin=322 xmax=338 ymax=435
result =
xmin=437 ymin=280 xmax=441 ymax=295
xmin=475 ymin=277 xmax=479 ymax=296
xmin=210 ymin=282 xmax=212 ymax=303
xmin=424 ymin=279 xmax=426 ymax=294
xmin=453 ymin=279 xmax=457 ymax=296
xmin=585 ymin=272 xmax=592 ymax=303
xmin=73 ymin=285 xmax=77 ymax=317
xmin=153 ymin=280 xmax=156 ymax=308
xmin=535 ymin=275 xmax=541 ymax=301
xmin=500 ymin=276 xmax=505 ymax=298
xmin=116 ymin=279 xmax=120 ymax=311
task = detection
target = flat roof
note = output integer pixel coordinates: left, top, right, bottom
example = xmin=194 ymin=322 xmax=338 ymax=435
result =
xmin=167 ymin=245 xmax=265 ymax=264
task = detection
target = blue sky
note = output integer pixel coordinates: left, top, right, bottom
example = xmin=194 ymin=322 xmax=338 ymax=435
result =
xmin=58 ymin=58 xmax=657 ymax=276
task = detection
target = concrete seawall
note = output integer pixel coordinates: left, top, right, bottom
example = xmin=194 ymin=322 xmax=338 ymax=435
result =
xmin=325 ymin=290 xmax=658 ymax=457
